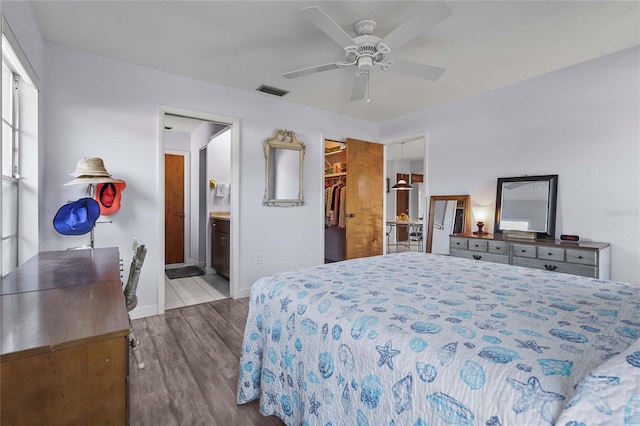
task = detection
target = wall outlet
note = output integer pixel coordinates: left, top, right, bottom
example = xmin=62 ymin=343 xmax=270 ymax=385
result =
xmin=254 ymin=252 xmax=262 ymax=265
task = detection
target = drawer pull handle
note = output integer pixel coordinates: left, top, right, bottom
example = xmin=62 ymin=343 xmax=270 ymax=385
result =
xmin=521 ymin=250 xmax=526 ymax=253
xmin=548 ymin=252 xmax=553 ymax=256
xmin=578 ymin=256 xmax=583 ymax=259
xmin=544 ymin=264 xmax=557 ymax=271
xmin=473 ymin=255 xmax=482 ymax=260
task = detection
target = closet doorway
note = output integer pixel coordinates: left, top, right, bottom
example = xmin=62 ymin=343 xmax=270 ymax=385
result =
xmin=159 ymin=108 xmax=239 ymax=314
xmin=324 ymin=138 xmax=384 ymax=262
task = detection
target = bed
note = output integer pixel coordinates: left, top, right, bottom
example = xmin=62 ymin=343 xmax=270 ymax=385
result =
xmin=237 ymin=252 xmax=640 ymax=425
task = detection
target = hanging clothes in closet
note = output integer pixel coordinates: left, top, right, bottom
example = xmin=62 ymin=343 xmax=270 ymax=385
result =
xmin=325 ymin=177 xmax=346 ymax=228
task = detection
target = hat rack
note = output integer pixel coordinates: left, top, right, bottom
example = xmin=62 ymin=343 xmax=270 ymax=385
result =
xmin=84 ymin=183 xmax=112 ymax=249
xmin=60 ymin=157 xmax=116 ymax=249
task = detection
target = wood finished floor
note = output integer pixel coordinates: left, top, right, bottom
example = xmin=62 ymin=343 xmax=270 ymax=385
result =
xmin=129 ymin=298 xmax=285 ymax=426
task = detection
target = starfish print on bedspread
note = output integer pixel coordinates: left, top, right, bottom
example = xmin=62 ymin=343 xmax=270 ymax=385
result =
xmin=515 ymin=339 xmax=550 ymax=354
xmin=308 ymin=393 xmax=322 ymax=417
xmin=280 ymin=296 xmax=292 ymax=312
xmin=390 ymin=313 xmax=410 ymax=323
xmin=376 ymin=340 xmax=401 ymax=370
xmin=506 ymin=376 xmax=565 ymax=424
xmin=336 ymin=304 xmax=363 ymax=321
xmin=467 ymin=295 xmax=486 ymax=301
xmin=565 ymin=373 xmax=620 ymax=415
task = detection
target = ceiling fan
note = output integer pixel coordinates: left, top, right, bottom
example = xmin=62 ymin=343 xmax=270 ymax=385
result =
xmin=282 ymin=1 xmax=452 ymax=102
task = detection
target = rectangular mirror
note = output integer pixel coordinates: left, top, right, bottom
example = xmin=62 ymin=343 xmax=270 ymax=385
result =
xmin=494 ymin=175 xmax=558 ymax=239
xmin=263 ymin=129 xmax=305 ymax=207
xmin=426 ymin=195 xmax=471 ymax=254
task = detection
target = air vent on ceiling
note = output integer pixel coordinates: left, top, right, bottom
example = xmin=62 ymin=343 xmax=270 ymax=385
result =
xmin=257 ymin=85 xmax=289 ymax=97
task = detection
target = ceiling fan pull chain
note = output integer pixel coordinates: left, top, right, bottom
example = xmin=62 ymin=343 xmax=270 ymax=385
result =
xmin=366 ymin=72 xmax=371 ymax=103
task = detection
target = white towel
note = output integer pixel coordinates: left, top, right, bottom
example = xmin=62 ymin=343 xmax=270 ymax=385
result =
xmin=215 ymin=183 xmax=227 ymax=198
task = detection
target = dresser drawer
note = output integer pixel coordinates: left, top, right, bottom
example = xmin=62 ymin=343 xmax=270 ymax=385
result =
xmin=450 ymin=237 xmax=468 ymax=250
xmin=512 ymin=244 xmax=536 ymax=258
xmin=451 ymin=248 xmax=509 ymax=264
xmin=468 ymin=240 xmax=488 ymax=252
xmin=488 ymin=241 xmax=509 ymax=255
xmin=537 ymin=246 xmax=565 ymax=262
xmin=565 ymin=249 xmax=597 ymax=266
xmin=513 ymin=257 xmax=597 ymax=278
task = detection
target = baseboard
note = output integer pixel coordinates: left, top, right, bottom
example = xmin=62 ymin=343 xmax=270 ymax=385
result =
xmin=130 ymin=304 xmax=159 ymax=320
xmin=236 ymin=287 xmax=251 ymax=299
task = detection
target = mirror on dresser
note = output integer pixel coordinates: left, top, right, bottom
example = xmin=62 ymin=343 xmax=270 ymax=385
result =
xmin=494 ymin=175 xmax=558 ymax=239
xmin=263 ymin=129 xmax=306 ymax=207
xmin=426 ymin=195 xmax=471 ymax=254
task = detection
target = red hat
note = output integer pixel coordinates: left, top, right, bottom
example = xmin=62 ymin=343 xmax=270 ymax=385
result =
xmin=95 ymin=180 xmax=126 ymax=215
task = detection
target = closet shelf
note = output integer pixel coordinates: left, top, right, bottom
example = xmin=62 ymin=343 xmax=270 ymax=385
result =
xmin=325 ymin=150 xmax=346 ymax=158
xmin=325 ymin=172 xmax=347 ymax=178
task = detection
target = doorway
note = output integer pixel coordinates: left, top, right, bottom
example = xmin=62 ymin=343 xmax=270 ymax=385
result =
xmin=159 ymin=108 xmax=240 ymax=315
xmin=165 ymin=152 xmax=187 ymax=264
xmin=324 ymin=138 xmax=384 ymax=262
xmin=385 ymin=135 xmax=426 ymax=253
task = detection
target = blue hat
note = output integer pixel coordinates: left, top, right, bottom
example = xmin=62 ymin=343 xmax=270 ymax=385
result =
xmin=53 ymin=198 xmax=101 ymax=235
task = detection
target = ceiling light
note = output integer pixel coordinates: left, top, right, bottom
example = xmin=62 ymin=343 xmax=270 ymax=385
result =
xmin=392 ymin=141 xmax=413 ymax=190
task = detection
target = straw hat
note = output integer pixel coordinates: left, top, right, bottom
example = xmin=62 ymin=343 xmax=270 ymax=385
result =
xmin=64 ymin=175 xmax=116 ymax=186
xmin=64 ymin=157 xmax=115 ymax=185
xmin=70 ymin=157 xmax=112 ymax=177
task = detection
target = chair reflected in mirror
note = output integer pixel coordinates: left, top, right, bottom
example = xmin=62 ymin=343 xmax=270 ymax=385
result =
xmin=426 ymin=195 xmax=471 ymax=254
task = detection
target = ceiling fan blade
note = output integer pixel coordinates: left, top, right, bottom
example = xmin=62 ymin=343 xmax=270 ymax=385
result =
xmin=390 ymin=60 xmax=445 ymax=81
xmin=350 ymin=74 xmax=368 ymax=101
xmin=301 ymin=6 xmax=356 ymax=49
xmin=380 ymin=1 xmax=452 ymax=50
xmin=282 ymin=62 xmax=343 ymax=79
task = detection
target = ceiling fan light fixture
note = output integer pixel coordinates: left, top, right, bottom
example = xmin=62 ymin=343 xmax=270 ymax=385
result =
xmin=357 ymin=56 xmax=374 ymax=71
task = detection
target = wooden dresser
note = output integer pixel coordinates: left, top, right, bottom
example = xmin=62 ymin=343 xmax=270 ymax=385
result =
xmin=0 ymin=247 xmax=129 ymax=425
xmin=450 ymin=233 xmax=611 ymax=279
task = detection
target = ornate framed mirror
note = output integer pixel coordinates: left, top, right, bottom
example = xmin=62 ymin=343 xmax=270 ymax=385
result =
xmin=426 ymin=195 xmax=471 ymax=254
xmin=263 ymin=129 xmax=306 ymax=207
xmin=494 ymin=175 xmax=558 ymax=239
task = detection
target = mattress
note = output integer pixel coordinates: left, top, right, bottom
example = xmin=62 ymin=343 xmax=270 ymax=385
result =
xmin=237 ymin=252 xmax=640 ymax=425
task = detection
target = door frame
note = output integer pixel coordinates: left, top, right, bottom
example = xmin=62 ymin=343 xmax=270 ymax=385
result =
xmin=157 ymin=106 xmax=240 ymax=315
xmin=164 ymin=149 xmax=190 ymax=265
xmin=383 ymin=133 xmax=428 ymax=253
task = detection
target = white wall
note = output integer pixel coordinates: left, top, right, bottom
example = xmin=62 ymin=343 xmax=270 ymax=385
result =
xmin=38 ymin=43 xmax=377 ymax=317
xmin=380 ymin=47 xmax=640 ymax=284
xmin=164 ymin=130 xmax=189 ymax=150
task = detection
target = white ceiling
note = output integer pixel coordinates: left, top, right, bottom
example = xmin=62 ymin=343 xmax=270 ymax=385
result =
xmin=30 ymin=1 xmax=640 ymax=122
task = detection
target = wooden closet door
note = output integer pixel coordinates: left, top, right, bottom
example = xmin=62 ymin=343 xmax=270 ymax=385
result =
xmin=345 ymin=138 xmax=383 ymax=259
xmin=395 ymin=173 xmax=410 ymax=241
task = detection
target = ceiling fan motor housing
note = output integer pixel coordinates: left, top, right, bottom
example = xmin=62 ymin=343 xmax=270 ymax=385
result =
xmin=346 ymin=34 xmax=390 ymax=71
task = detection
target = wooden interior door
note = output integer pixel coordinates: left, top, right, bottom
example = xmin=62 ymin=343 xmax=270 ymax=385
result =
xmin=395 ymin=173 xmax=410 ymax=241
xmin=345 ymin=138 xmax=383 ymax=259
xmin=165 ymin=154 xmax=185 ymax=264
